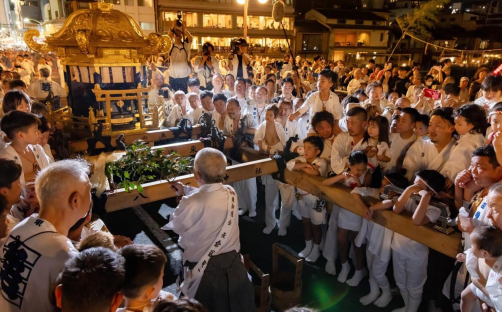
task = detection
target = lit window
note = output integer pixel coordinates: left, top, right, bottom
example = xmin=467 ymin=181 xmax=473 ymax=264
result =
xmin=125 ymin=0 xmax=133 ymax=5
xmin=138 ymin=0 xmax=152 ymax=7
xmin=140 ymin=22 xmax=155 ymax=30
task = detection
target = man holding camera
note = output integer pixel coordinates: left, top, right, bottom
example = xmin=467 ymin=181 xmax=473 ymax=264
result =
xmin=194 ymin=42 xmax=220 ymax=90
xmin=228 ymin=38 xmax=251 ymax=79
xmin=169 ymin=13 xmax=193 ymax=93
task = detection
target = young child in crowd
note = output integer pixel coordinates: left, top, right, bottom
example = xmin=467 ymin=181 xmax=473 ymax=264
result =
xmin=457 ymin=225 xmax=502 ymax=312
xmin=0 ymin=111 xmax=51 ymax=186
xmin=474 ymin=74 xmax=502 ymax=111
xmin=322 ymin=151 xmax=371 ymax=286
xmin=77 ymin=231 xmax=116 ymax=252
xmin=371 ymin=169 xmax=446 ymax=312
xmin=255 ymin=105 xmax=287 ymax=155
xmin=31 ymin=101 xmax=49 ymax=117
xmin=352 ymin=173 xmax=409 ymax=307
xmin=287 ymin=136 xmax=328 ymax=263
xmin=362 ymin=115 xmax=391 ymax=171
xmin=118 ymin=244 xmax=176 ymax=312
xmin=37 ymin=116 xmax=54 ymax=162
xmin=186 ymin=92 xmax=203 ymax=125
xmin=289 ymin=70 xmax=342 ymax=134
xmin=443 ymin=104 xmax=487 ymax=182
xmin=168 ymin=91 xmax=188 ymax=127
xmin=485 ymin=102 xmax=502 ymax=145
xmin=415 ymin=114 xmax=430 ymax=140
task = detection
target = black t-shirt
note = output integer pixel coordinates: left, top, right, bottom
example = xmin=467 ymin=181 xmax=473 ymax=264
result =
xmin=394 ymin=77 xmax=410 ymax=96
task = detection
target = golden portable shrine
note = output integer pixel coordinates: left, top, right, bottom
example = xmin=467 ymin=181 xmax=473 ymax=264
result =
xmin=24 ymin=1 xmax=172 ymax=138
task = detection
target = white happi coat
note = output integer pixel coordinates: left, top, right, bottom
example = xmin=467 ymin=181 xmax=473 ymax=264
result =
xmin=222 ymin=113 xmax=257 ymax=137
xmin=402 ymin=138 xmax=456 ymax=182
xmin=247 ymin=104 xmax=267 ymax=125
xmin=330 ymin=132 xmax=369 ymax=175
xmin=486 ymin=256 xmax=502 ymax=311
xmin=282 ymin=118 xmax=304 ymax=152
xmin=475 ymin=96 xmax=502 ymax=111
xmin=387 ymin=133 xmax=416 ymax=174
xmin=442 ymin=133 xmax=484 ymax=182
xmin=232 ymin=96 xmax=250 ymax=114
xmin=298 ymin=113 xmax=311 ymax=139
xmin=186 ymin=106 xmax=204 ymax=125
xmin=168 ymin=104 xmax=192 ymax=127
xmin=254 ymin=121 xmax=287 ymax=152
xmin=0 ymin=144 xmax=52 ymax=187
xmin=162 ymin=184 xmax=240 ymax=297
xmin=0 ymin=215 xmax=78 ymax=312
xmin=296 ymin=91 xmax=342 ymax=124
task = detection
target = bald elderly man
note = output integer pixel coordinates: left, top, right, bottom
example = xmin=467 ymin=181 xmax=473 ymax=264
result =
xmin=0 ymin=159 xmax=91 ymax=312
xmin=163 ymin=148 xmax=254 ymax=312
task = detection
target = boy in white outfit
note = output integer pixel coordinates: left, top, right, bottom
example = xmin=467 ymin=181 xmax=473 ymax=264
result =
xmin=323 ymin=151 xmax=371 ymax=286
xmin=457 ymin=226 xmax=502 ymax=312
xmin=287 ymin=136 xmax=328 ymax=263
xmin=254 ymin=104 xmax=286 ymax=234
xmin=255 ymin=105 xmax=287 ymax=155
xmin=385 ymin=170 xmax=445 ymax=312
xmin=355 ymin=173 xmax=409 ymax=307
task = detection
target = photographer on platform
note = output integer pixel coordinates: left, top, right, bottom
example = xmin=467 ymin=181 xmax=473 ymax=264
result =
xmin=168 ymin=11 xmax=193 ymax=93
xmin=194 ymin=42 xmax=220 ymax=90
xmin=228 ymin=38 xmax=251 ymax=79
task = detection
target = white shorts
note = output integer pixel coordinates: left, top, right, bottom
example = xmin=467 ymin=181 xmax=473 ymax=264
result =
xmin=470 ymin=283 xmax=494 ymax=307
xmin=297 ymin=193 xmax=326 ymax=225
xmin=338 ymin=208 xmax=362 ymax=232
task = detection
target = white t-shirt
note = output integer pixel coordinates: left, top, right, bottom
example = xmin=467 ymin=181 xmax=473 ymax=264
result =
xmin=169 ymin=42 xmax=191 ymax=78
xmin=0 ymin=215 xmax=78 ymax=312
xmin=286 ymin=156 xmax=328 ymax=178
xmin=391 ymin=198 xmax=441 ymax=259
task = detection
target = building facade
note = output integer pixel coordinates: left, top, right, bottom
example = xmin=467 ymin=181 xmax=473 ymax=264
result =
xmin=305 ymin=9 xmax=391 ymax=65
xmin=157 ymin=0 xmax=295 ymax=56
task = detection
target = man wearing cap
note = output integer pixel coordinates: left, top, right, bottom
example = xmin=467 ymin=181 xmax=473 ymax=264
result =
xmin=459 ymin=77 xmax=470 ymax=104
xmin=169 ymin=19 xmax=193 ymax=93
xmin=228 ymin=39 xmax=251 ymax=79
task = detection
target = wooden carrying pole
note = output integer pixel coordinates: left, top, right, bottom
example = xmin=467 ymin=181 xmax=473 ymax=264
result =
xmin=102 ymin=151 xmax=461 ymax=258
xmin=68 ymin=126 xmax=202 ymax=154
xmin=105 ymin=158 xmax=279 ymax=212
xmin=283 ymin=169 xmax=462 ymax=259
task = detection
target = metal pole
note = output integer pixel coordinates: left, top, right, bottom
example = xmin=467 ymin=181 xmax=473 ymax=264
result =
xmin=243 ymin=0 xmax=248 ymax=38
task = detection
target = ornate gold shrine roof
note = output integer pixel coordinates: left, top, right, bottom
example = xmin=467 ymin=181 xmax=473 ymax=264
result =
xmin=24 ymin=2 xmax=172 ymax=66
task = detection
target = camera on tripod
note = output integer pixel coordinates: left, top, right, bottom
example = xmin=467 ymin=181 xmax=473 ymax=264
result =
xmin=176 ymin=11 xmax=183 ymax=27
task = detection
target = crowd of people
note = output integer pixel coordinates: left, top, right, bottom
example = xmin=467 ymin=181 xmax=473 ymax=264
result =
xmin=1 ymin=26 xmax=502 ymax=312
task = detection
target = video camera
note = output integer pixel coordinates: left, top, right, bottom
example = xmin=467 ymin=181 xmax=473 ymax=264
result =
xmin=230 ymin=38 xmax=248 ymax=55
